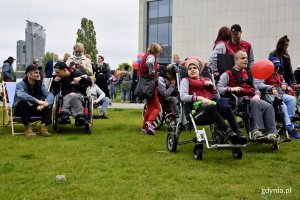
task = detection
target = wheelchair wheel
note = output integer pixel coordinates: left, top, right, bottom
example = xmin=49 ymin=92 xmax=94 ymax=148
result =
xmin=166 ymin=133 xmax=178 ymax=152
xmin=232 ymin=148 xmax=243 ymax=159
xmin=193 ymin=144 xmax=203 ymax=160
xmin=143 ymin=103 xmax=164 ymax=130
xmin=53 ymin=120 xmax=60 ymax=132
xmin=85 ymin=123 xmax=92 ymax=134
xmin=272 ymin=141 xmax=280 ymax=150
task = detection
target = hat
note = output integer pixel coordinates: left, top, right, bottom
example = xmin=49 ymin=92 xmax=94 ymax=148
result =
xmin=54 ymin=61 xmax=69 ymax=69
xmin=269 ymin=56 xmax=282 ymax=68
xmin=187 ymin=59 xmax=203 ymax=71
xmin=231 ymin=24 xmax=242 ymax=35
xmin=8 ymin=56 xmax=15 ymax=60
xmin=25 ymin=65 xmax=39 ymax=74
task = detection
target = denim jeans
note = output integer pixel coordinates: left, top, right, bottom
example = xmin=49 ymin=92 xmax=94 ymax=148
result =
xmin=95 ymin=97 xmax=110 ymax=115
xmin=110 ymin=84 xmax=117 ymax=100
xmin=121 ymin=89 xmax=131 ymax=101
xmin=280 ymin=94 xmax=297 ymax=128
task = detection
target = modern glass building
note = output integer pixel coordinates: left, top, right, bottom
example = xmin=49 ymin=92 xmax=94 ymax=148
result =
xmin=139 ymin=0 xmax=300 ymax=68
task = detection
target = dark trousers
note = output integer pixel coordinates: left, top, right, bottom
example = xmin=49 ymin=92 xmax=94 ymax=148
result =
xmin=14 ymin=99 xmax=52 ymax=126
xmin=96 ymin=79 xmax=110 ymax=98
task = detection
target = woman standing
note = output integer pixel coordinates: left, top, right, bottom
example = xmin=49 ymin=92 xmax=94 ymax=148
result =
xmin=140 ymin=43 xmax=162 ymax=135
xmin=269 ymin=35 xmax=295 ymax=85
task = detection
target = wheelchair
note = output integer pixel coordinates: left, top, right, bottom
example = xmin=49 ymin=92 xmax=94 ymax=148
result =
xmin=53 ymin=94 xmax=93 ymax=134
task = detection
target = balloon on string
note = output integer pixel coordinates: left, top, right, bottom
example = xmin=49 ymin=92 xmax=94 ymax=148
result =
xmin=137 ymin=53 xmax=145 ymax=59
xmin=132 ymin=61 xmax=139 ymax=69
xmin=251 ymin=59 xmax=274 ymax=79
xmin=116 ymin=70 xmax=121 ymax=77
xmin=137 ymin=58 xmax=142 ymax=64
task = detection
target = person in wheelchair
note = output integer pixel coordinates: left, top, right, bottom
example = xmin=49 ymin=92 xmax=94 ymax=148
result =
xmin=158 ymin=64 xmax=180 ymax=122
xmin=257 ymin=56 xmax=300 ymax=139
xmin=180 ymin=59 xmax=247 ymax=144
xmin=52 ymin=62 xmax=92 ymax=126
xmin=13 ymin=65 xmax=54 ymax=137
xmin=218 ymin=50 xmax=279 ymax=142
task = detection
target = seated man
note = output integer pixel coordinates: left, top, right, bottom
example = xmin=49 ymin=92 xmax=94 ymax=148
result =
xmin=158 ymin=64 xmax=180 ymax=122
xmin=13 ymin=65 xmax=54 ymax=137
xmin=90 ymin=76 xmax=110 ymax=119
xmin=52 ymin=62 xmax=92 ymax=126
xmin=257 ymin=56 xmax=300 ymax=139
xmin=180 ymin=59 xmax=247 ymax=144
xmin=218 ymin=50 xmax=279 ymax=142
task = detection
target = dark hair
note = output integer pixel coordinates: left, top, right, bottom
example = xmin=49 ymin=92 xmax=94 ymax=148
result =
xmin=98 ymin=55 xmax=104 ymax=61
xmin=214 ymin=26 xmax=231 ymax=46
xmin=124 ymin=65 xmax=130 ymax=71
xmin=276 ymin=35 xmax=289 ymax=56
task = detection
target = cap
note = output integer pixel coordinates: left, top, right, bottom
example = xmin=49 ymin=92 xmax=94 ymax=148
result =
xmin=54 ymin=61 xmax=69 ymax=69
xmin=187 ymin=59 xmax=203 ymax=71
xmin=8 ymin=56 xmax=15 ymax=60
xmin=231 ymin=24 xmax=242 ymax=35
xmin=25 ymin=65 xmax=39 ymax=74
xmin=269 ymin=57 xmax=282 ymax=68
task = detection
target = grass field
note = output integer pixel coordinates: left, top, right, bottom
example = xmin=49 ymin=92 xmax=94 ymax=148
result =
xmin=0 ymin=108 xmax=299 ymax=200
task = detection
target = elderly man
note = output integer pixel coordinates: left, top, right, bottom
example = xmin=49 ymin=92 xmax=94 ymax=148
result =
xmin=218 ymin=50 xmax=278 ymax=142
xmin=45 ymin=53 xmax=59 ymax=78
xmin=13 ymin=65 xmax=54 ymax=137
xmin=66 ymin=43 xmax=93 ymax=76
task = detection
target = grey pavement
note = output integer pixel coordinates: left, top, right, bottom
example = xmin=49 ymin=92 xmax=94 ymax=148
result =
xmin=108 ymin=102 xmax=144 ymax=109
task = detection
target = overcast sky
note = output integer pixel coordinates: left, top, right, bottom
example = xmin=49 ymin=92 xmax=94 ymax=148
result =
xmin=0 ymin=0 xmax=139 ymax=69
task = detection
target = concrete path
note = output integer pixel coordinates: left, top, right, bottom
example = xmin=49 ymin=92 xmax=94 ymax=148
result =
xmin=108 ymin=102 xmax=144 ymax=109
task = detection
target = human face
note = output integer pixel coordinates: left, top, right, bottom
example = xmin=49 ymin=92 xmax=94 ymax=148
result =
xmin=54 ymin=68 xmax=69 ymax=78
xmin=98 ymin=56 xmax=103 ymax=64
xmin=188 ymin=64 xmax=200 ymax=79
xmin=53 ymin=53 xmax=58 ymax=61
xmin=74 ymin=47 xmax=83 ymax=57
xmin=235 ymin=51 xmax=248 ymax=69
xmin=173 ymin=55 xmax=180 ymax=63
xmin=284 ymin=42 xmax=289 ymax=51
xmin=231 ymin=31 xmax=241 ymax=43
xmin=27 ymin=69 xmax=40 ymax=81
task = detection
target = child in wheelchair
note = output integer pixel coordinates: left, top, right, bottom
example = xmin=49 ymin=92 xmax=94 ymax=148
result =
xmin=257 ymin=56 xmax=300 ymax=139
xmin=52 ymin=62 xmax=92 ymax=126
xmin=180 ymin=59 xmax=247 ymax=144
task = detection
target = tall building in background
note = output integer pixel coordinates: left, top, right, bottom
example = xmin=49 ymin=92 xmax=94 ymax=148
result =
xmin=139 ymin=0 xmax=300 ymax=68
xmin=25 ymin=20 xmax=46 ymax=66
xmin=16 ymin=40 xmax=26 ymax=71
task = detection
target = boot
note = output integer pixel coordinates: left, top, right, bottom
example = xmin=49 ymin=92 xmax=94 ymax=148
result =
xmin=234 ymin=129 xmax=248 ymax=144
xmin=39 ymin=126 xmax=51 ymax=137
xmin=24 ymin=128 xmax=36 ymax=137
xmin=224 ymin=128 xmax=239 ymax=144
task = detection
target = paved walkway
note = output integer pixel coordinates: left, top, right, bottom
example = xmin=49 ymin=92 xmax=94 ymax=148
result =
xmin=108 ymin=102 xmax=144 ymax=109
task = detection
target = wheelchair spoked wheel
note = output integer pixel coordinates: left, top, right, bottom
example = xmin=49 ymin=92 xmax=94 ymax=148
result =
xmin=53 ymin=120 xmax=60 ymax=133
xmin=84 ymin=96 xmax=93 ymax=135
xmin=143 ymin=103 xmax=164 ymax=130
xmin=166 ymin=133 xmax=178 ymax=152
xmin=85 ymin=123 xmax=92 ymax=134
xmin=232 ymin=148 xmax=243 ymax=159
xmin=193 ymin=144 xmax=203 ymax=160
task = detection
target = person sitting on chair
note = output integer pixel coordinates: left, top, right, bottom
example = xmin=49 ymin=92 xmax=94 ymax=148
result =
xmin=158 ymin=64 xmax=180 ymax=122
xmin=52 ymin=62 xmax=92 ymax=126
xmin=257 ymin=56 xmax=300 ymax=139
xmin=218 ymin=50 xmax=279 ymax=142
xmin=180 ymin=59 xmax=247 ymax=144
xmin=13 ymin=65 xmax=54 ymax=137
xmin=90 ymin=76 xmax=110 ymax=119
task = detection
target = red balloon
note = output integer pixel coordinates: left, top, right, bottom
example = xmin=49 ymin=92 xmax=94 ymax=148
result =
xmin=137 ymin=53 xmax=145 ymax=59
xmin=132 ymin=61 xmax=139 ymax=69
xmin=251 ymin=60 xmax=274 ymax=79
xmin=116 ymin=70 xmax=121 ymax=77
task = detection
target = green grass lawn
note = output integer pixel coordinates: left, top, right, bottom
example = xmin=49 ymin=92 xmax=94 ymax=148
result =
xmin=0 ymin=108 xmax=299 ymax=200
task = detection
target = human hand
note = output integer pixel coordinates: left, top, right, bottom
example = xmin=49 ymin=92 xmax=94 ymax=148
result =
xmin=252 ymin=94 xmax=260 ymax=101
xmin=69 ymin=92 xmax=76 ymax=97
xmin=54 ymin=76 xmax=61 ymax=82
xmin=272 ymin=88 xmax=279 ymax=96
xmin=204 ymin=80 xmax=213 ymax=86
xmin=70 ymin=61 xmax=76 ymax=67
xmin=281 ymin=84 xmax=287 ymax=91
xmin=73 ymin=77 xmax=81 ymax=85
xmin=231 ymin=87 xmax=243 ymax=93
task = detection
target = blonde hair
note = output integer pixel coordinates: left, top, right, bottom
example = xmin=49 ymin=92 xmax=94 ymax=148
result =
xmin=147 ymin=43 xmax=162 ymax=54
xmin=73 ymin=42 xmax=85 ymax=52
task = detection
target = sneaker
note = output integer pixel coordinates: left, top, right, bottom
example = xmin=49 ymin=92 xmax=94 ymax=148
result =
xmin=251 ymin=130 xmax=265 ymax=140
xmin=234 ymin=130 xmax=248 ymax=144
xmin=140 ymin=128 xmax=147 ymax=134
xmin=145 ymin=121 xmax=155 ymax=135
xmin=224 ymin=128 xmax=239 ymax=144
xmin=287 ymin=129 xmax=300 ymax=139
xmin=24 ymin=128 xmax=36 ymax=137
xmin=98 ymin=114 xmax=108 ymax=119
xmin=59 ymin=114 xmax=71 ymax=124
xmin=75 ymin=115 xmax=87 ymax=126
xmin=39 ymin=126 xmax=51 ymax=137
xmin=267 ymin=133 xmax=279 ymax=143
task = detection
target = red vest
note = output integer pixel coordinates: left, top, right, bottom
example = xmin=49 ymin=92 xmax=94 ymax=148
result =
xmin=228 ymin=40 xmax=252 ymax=58
xmin=227 ymin=68 xmax=255 ymax=97
xmin=265 ymin=73 xmax=284 ymax=87
xmin=216 ymin=41 xmax=234 ymax=55
xmin=187 ymin=77 xmax=214 ymax=99
xmin=139 ymin=52 xmax=159 ymax=78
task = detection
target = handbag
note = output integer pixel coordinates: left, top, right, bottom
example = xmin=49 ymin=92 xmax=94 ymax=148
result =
xmin=134 ymin=75 xmax=156 ymax=99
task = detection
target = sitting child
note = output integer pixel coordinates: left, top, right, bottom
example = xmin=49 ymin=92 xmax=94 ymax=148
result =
xmin=180 ymin=59 xmax=247 ymax=144
xmin=91 ymin=76 xmax=110 ymax=119
xmin=52 ymin=62 xmax=92 ymax=126
xmin=157 ymin=64 xmax=180 ymax=122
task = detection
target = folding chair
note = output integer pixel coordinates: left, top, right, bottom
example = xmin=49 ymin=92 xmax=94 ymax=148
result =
xmin=43 ymin=78 xmax=53 ymax=91
xmin=2 ymin=82 xmax=42 ymax=136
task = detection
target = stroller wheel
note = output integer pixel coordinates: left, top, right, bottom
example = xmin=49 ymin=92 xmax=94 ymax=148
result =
xmin=166 ymin=133 xmax=178 ymax=152
xmin=232 ymin=148 xmax=243 ymax=159
xmin=85 ymin=123 xmax=92 ymax=134
xmin=193 ymin=144 xmax=203 ymax=160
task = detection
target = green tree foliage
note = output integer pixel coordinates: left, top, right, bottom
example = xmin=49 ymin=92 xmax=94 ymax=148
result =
xmin=76 ymin=18 xmax=98 ymax=63
xmin=42 ymin=51 xmax=53 ymax=67
xmin=116 ymin=63 xmax=132 ymax=71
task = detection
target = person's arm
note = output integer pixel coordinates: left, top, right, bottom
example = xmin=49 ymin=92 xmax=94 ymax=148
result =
xmin=217 ymin=72 xmax=230 ymax=95
xmin=15 ymin=82 xmax=38 ymax=103
xmin=41 ymin=84 xmax=54 ymax=106
xmin=208 ymin=43 xmax=226 ymax=73
xmin=158 ymin=77 xmax=175 ymax=98
xmin=255 ymin=79 xmax=273 ymax=92
xmin=94 ymin=85 xmax=105 ymax=103
xmin=180 ymin=78 xmax=193 ymax=102
xmin=2 ymin=63 xmax=13 ymax=80
xmin=146 ymin=55 xmax=155 ymax=75
xmin=248 ymin=47 xmax=255 ymax=69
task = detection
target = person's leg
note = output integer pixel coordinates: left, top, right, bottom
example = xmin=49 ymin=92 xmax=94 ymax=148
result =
xmin=126 ymin=89 xmax=131 ymax=102
xmin=121 ymin=89 xmax=125 ymax=102
xmin=249 ymin=99 xmax=265 ymax=131
xmin=283 ymin=94 xmax=296 ymax=117
xmin=70 ymin=93 xmax=84 ymax=116
xmin=142 ymin=89 xmax=160 ymax=134
xmin=99 ymin=97 xmax=110 ymax=117
xmin=62 ymin=94 xmax=72 ymax=115
xmin=14 ymin=99 xmax=32 ymax=127
xmin=260 ymin=100 xmax=277 ymax=134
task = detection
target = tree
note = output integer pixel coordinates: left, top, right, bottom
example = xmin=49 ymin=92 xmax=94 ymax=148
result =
xmin=42 ymin=51 xmax=53 ymax=67
xmin=116 ymin=63 xmax=132 ymax=71
xmin=76 ymin=18 xmax=98 ymax=63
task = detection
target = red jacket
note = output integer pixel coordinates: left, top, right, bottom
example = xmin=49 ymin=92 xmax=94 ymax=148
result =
xmin=187 ymin=77 xmax=215 ymax=99
xmin=138 ymin=52 xmax=159 ymax=78
xmin=227 ymin=68 xmax=255 ymax=97
xmin=228 ymin=40 xmax=252 ymax=58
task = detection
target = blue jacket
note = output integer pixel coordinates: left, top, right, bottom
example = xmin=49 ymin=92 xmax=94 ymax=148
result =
xmin=2 ymin=60 xmax=14 ymax=81
xmin=13 ymin=78 xmax=54 ymax=108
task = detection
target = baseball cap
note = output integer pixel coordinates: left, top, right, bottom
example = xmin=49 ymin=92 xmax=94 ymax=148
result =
xmin=8 ymin=56 xmax=15 ymax=60
xmin=54 ymin=61 xmax=69 ymax=69
xmin=25 ymin=65 xmax=39 ymax=74
xmin=231 ymin=24 xmax=242 ymax=35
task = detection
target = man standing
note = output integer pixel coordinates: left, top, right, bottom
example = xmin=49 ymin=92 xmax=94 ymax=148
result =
xmin=2 ymin=56 xmax=15 ymax=82
xmin=93 ymin=55 xmax=111 ymax=98
xmin=45 ymin=53 xmax=58 ymax=78
xmin=13 ymin=65 xmax=54 ymax=137
xmin=228 ymin=24 xmax=255 ymax=69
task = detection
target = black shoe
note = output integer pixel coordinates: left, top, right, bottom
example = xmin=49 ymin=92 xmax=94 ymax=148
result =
xmin=75 ymin=115 xmax=87 ymax=126
xmin=225 ymin=128 xmax=239 ymax=144
xmin=58 ymin=113 xmax=71 ymax=124
xmin=98 ymin=114 xmax=108 ymax=119
xmin=93 ymin=115 xmax=100 ymax=119
xmin=235 ymin=130 xmax=248 ymax=144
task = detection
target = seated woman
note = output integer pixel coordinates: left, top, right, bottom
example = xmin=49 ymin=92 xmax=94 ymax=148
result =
xmin=158 ymin=64 xmax=180 ymax=122
xmin=180 ymin=59 xmax=247 ymax=144
xmin=91 ymin=76 xmax=110 ymax=119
